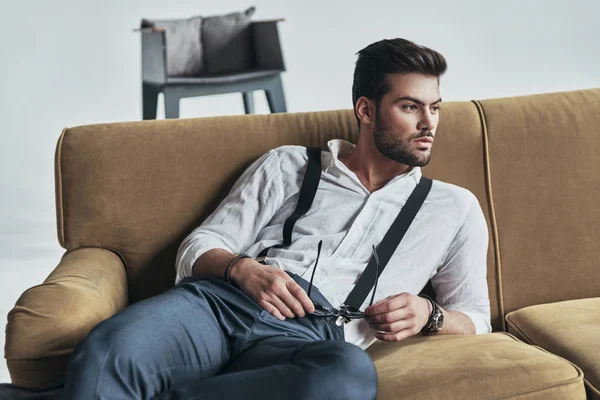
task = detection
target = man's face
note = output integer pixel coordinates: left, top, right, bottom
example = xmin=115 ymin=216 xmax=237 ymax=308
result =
xmin=372 ymin=73 xmax=441 ymax=167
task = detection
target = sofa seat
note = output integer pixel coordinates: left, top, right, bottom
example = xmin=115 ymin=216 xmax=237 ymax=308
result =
xmin=366 ymin=332 xmax=585 ymax=399
xmin=506 ymin=298 xmax=600 ymax=400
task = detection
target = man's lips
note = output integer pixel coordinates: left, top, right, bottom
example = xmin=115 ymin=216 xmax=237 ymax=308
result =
xmin=414 ymin=137 xmax=433 ymax=143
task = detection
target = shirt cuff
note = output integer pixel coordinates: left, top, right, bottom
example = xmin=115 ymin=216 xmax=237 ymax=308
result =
xmin=460 ymin=311 xmax=492 ymax=334
xmin=175 ymin=239 xmax=232 ymax=285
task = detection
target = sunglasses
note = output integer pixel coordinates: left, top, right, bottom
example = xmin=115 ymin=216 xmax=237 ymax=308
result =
xmin=306 ymin=240 xmax=380 ymax=324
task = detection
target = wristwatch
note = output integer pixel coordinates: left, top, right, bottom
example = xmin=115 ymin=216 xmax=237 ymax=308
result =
xmin=419 ymin=294 xmax=444 ymax=334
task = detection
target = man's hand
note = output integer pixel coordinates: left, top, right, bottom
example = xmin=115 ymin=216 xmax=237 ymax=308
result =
xmin=231 ymin=259 xmax=315 ymax=321
xmin=364 ymin=293 xmax=431 ymax=341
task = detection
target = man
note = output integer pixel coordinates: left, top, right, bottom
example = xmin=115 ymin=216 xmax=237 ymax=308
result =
xmin=63 ymin=38 xmax=491 ymax=399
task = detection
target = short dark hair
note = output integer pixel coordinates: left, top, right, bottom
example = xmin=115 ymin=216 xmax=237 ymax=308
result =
xmin=352 ymin=38 xmax=447 ymax=125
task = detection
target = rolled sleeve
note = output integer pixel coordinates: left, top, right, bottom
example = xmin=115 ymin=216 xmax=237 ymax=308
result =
xmin=461 ymin=311 xmax=492 ymax=334
xmin=432 ymin=193 xmax=492 ymax=333
xmin=175 ymin=238 xmax=232 ymax=284
xmin=175 ymin=150 xmax=283 ymax=284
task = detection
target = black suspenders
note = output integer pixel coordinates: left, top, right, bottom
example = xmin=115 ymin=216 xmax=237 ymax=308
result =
xmin=257 ymin=146 xmax=432 ymax=308
xmin=344 ymin=174 xmax=432 ymax=308
xmin=257 ymin=147 xmax=323 ymax=259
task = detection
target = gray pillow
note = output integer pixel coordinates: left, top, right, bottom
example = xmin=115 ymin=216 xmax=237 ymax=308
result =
xmin=202 ymin=6 xmax=256 ymax=75
xmin=143 ymin=16 xmax=204 ymax=77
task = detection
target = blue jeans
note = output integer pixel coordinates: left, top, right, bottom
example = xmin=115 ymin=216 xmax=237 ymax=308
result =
xmin=62 ymin=273 xmax=377 ymax=399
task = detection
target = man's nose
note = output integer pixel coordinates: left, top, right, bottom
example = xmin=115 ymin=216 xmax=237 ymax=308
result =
xmin=417 ymin=109 xmax=437 ymax=131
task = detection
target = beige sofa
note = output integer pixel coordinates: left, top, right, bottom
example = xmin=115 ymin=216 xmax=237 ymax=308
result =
xmin=4 ymin=89 xmax=600 ymax=399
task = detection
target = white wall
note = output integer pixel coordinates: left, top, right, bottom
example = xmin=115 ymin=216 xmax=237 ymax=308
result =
xmin=1 ymin=0 xmax=599 ymax=384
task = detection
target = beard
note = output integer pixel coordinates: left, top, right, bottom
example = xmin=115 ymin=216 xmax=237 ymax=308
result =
xmin=372 ymin=113 xmax=434 ymax=167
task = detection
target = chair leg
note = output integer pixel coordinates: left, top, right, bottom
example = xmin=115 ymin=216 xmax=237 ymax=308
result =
xmin=164 ymin=90 xmax=180 ymax=119
xmin=242 ymin=92 xmax=254 ymax=114
xmin=265 ymin=76 xmax=287 ymax=113
xmin=142 ymin=83 xmax=160 ymax=120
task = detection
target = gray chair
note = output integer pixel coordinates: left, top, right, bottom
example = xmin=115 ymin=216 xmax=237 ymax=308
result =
xmin=141 ymin=20 xmax=287 ymax=119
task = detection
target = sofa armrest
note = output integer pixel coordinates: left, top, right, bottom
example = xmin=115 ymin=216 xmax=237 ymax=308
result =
xmin=252 ymin=20 xmax=285 ymax=71
xmin=4 ymin=248 xmax=128 ymax=389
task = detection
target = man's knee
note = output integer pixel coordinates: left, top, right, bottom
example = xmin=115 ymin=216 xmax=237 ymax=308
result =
xmin=68 ymin=319 xmax=139 ymax=374
xmin=301 ymin=341 xmax=378 ymax=400
xmin=64 ymin=319 xmax=157 ymax=399
xmin=327 ymin=342 xmax=377 ymax=390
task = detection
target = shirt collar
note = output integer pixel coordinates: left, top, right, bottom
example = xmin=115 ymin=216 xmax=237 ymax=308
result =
xmin=325 ymin=139 xmax=422 ymax=187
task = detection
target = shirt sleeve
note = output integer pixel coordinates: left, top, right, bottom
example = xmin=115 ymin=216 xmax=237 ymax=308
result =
xmin=175 ymin=149 xmax=284 ymax=284
xmin=431 ymin=193 xmax=492 ymax=334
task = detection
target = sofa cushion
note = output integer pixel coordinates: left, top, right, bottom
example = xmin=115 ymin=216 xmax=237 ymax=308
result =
xmin=367 ymin=332 xmax=585 ymax=399
xmin=506 ymin=298 xmax=600 ymax=400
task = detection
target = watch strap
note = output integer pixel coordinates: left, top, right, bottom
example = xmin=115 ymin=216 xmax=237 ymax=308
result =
xmin=419 ymin=294 xmax=442 ymax=333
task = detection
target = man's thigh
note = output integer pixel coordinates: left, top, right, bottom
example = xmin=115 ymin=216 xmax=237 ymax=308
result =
xmin=106 ymin=276 xmax=267 ymax=363
xmin=67 ymin=277 xmax=267 ymax=392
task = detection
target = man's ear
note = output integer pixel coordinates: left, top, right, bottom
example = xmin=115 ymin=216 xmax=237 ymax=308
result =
xmin=355 ymin=97 xmax=374 ymax=125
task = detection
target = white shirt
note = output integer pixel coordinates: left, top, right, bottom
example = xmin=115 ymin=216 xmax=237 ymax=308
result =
xmin=176 ymin=140 xmax=492 ymax=349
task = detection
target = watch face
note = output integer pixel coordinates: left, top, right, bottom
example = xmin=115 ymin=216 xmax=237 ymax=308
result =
xmin=421 ymin=300 xmax=444 ymax=333
xmin=433 ymin=312 xmax=444 ymax=330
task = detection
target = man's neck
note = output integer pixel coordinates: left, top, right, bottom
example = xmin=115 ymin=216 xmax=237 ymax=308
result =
xmin=339 ymin=141 xmax=413 ymax=193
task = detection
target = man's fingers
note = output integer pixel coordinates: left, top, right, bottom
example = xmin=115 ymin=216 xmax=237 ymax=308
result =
xmin=267 ymin=276 xmax=306 ymax=317
xmin=260 ymin=302 xmax=287 ymax=321
xmin=375 ymin=327 xmax=415 ymax=342
xmin=287 ymin=282 xmax=316 ymax=314
xmin=369 ymin=319 xmax=413 ymax=334
xmin=276 ymin=289 xmax=307 ymax=318
xmin=268 ymin=296 xmax=295 ymax=319
xmin=365 ymin=293 xmax=410 ymax=316
xmin=364 ymin=308 xmax=409 ymax=324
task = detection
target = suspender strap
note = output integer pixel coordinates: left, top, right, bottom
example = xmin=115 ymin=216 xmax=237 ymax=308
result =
xmin=343 ymin=176 xmax=433 ymax=309
xmin=257 ymin=147 xmax=322 ymax=258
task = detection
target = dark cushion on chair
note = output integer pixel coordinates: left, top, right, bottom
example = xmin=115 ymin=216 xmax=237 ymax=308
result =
xmin=142 ymin=16 xmax=204 ymax=77
xmin=201 ymin=6 xmax=256 ymax=75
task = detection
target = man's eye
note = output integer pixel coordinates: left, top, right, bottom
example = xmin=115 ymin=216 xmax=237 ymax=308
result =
xmin=431 ymin=106 xmax=441 ymax=112
xmin=402 ymin=104 xmax=418 ymax=111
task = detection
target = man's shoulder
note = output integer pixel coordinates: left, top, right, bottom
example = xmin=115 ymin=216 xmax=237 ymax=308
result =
xmin=268 ymin=145 xmax=323 ymax=168
xmin=270 ymin=145 xmax=308 ymax=157
xmin=428 ymin=179 xmax=478 ymax=210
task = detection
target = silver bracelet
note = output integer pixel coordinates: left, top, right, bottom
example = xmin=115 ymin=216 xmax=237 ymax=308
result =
xmin=224 ymin=254 xmax=251 ymax=284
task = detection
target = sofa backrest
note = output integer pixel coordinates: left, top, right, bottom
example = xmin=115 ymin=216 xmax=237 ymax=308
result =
xmin=57 ymin=98 xmax=537 ymax=332
xmin=475 ymin=89 xmax=600 ymax=317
